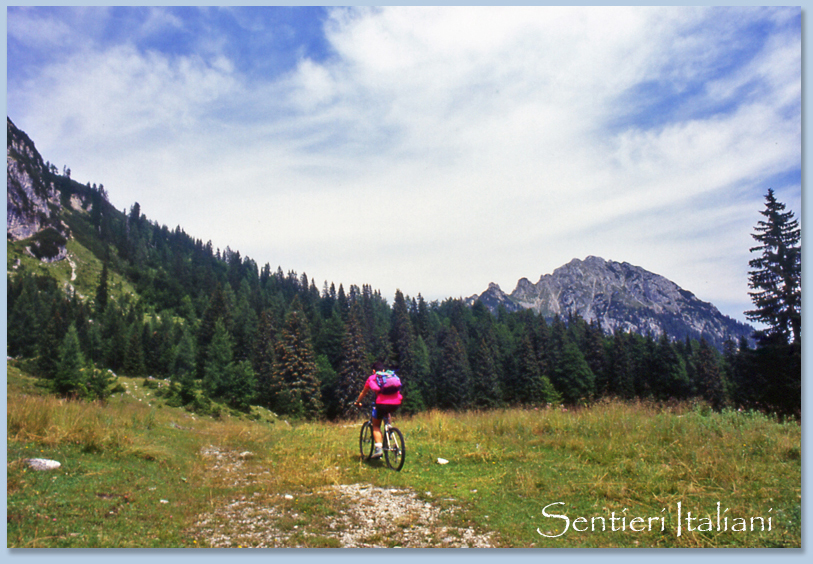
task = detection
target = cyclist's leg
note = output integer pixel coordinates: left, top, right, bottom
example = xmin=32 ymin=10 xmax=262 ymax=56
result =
xmin=370 ymin=405 xmax=384 ymax=458
xmin=371 ymin=417 xmax=383 ymax=444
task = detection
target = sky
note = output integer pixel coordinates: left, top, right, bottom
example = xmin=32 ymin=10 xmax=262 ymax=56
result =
xmin=6 ymin=5 xmax=802 ymax=325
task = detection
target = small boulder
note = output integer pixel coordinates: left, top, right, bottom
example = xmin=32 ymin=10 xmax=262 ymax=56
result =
xmin=26 ymin=458 xmax=61 ymax=471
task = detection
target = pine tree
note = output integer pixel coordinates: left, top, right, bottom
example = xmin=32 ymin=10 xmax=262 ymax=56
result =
xmin=412 ymin=336 xmax=433 ymax=409
xmin=544 ymin=316 xmax=595 ymax=404
xmin=747 ymin=189 xmax=801 ymax=345
xmin=7 ymin=274 xmax=44 ymax=358
xmin=86 ymin=367 xmax=116 ymax=401
xmin=434 ymin=326 xmax=472 ymax=410
xmin=224 ymin=360 xmax=257 ymax=411
xmin=272 ymin=299 xmax=323 ymax=418
xmin=203 ymin=319 xmax=233 ymax=398
xmin=95 ymin=259 xmax=109 ymax=314
xmin=390 ymin=289 xmax=426 ymax=411
xmin=651 ymin=333 xmax=690 ymax=400
xmin=102 ymin=300 xmax=127 ymax=372
xmin=315 ymin=354 xmax=339 ymax=418
xmin=122 ymin=322 xmax=146 ymax=376
xmin=583 ymin=320 xmax=608 ymax=393
xmin=551 ymin=340 xmax=595 ymax=404
xmin=693 ymin=338 xmax=727 ymax=410
xmin=174 ymin=324 xmax=197 ymax=403
xmin=391 ymin=290 xmax=416 ymax=375
xmin=515 ymin=331 xmax=542 ymax=405
xmin=471 ymin=338 xmax=502 ymax=408
xmin=197 ymin=283 xmax=232 ymax=377
xmin=336 ymin=308 xmax=368 ymax=419
xmin=254 ymin=311 xmax=277 ymax=408
xmin=54 ymin=324 xmax=87 ymax=397
xmin=232 ymin=280 xmax=258 ymax=364
xmin=743 ymin=189 xmax=801 ymax=415
xmin=314 ymin=308 xmax=345 ymax=369
xmin=608 ymin=331 xmax=635 ymax=399
xmin=37 ymin=304 xmax=65 ymax=379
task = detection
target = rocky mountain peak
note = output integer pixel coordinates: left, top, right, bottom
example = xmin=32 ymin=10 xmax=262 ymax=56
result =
xmin=7 ymin=117 xmax=72 ymax=261
xmin=469 ymin=256 xmax=753 ymax=349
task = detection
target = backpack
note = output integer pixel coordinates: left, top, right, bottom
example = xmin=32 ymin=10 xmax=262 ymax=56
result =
xmin=375 ymin=370 xmax=402 ymax=395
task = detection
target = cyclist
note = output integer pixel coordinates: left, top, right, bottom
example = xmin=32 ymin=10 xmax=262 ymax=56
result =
xmin=355 ymin=361 xmax=402 ymax=459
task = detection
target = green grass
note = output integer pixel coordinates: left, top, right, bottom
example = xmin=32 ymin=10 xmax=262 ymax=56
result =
xmin=393 ymin=404 xmax=801 ymax=547
xmin=6 ymin=364 xmax=801 ymax=548
xmin=7 ymin=215 xmax=137 ymax=302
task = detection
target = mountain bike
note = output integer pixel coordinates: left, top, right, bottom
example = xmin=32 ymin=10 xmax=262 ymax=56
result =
xmin=359 ymin=409 xmax=406 ymax=471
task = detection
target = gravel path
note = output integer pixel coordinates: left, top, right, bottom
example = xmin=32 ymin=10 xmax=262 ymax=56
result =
xmin=191 ymin=446 xmax=496 ymax=548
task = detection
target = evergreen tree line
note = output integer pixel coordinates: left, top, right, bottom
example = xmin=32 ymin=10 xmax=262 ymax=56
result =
xmin=6 ymin=184 xmax=801 ymax=417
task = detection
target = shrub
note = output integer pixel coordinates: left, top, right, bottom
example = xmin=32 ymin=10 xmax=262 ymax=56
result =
xmin=28 ymin=227 xmax=67 ymax=260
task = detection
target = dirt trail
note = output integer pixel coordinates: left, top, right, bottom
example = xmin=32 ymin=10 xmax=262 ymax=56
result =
xmin=190 ymin=445 xmax=497 ymax=548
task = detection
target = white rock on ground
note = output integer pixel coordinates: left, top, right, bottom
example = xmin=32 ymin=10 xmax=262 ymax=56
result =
xmin=26 ymin=458 xmax=61 ymax=471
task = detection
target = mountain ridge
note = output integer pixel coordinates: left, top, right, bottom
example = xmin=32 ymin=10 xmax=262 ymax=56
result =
xmin=467 ymin=256 xmax=754 ymax=349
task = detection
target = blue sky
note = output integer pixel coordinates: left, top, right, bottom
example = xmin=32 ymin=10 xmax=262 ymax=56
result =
xmin=6 ymin=6 xmax=802 ymax=325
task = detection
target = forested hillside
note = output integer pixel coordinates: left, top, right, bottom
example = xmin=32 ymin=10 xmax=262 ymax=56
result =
xmin=6 ymin=119 xmax=801 ymax=418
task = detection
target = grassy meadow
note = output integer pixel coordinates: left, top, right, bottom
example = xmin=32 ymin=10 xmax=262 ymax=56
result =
xmin=6 ymin=361 xmax=801 ymax=548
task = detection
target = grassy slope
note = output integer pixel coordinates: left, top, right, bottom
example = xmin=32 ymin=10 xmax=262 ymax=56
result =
xmin=6 ymin=362 xmax=801 ymax=548
xmin=7 ymin=207 xmax=136 ymax=302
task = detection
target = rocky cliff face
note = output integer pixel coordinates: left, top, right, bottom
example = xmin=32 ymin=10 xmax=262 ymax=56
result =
xmin=7 ymin=117 xmax=70 ymax=260
xmin=468 ymin=256 xmax=754 ymax=349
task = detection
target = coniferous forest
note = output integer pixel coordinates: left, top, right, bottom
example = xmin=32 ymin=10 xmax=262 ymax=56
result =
xmin=6 ymin=171 xmax=802 ymax=419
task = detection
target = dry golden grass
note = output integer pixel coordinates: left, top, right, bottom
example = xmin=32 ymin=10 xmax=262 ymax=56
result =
xmin=7 ymin=394 xmax=134 ymax=452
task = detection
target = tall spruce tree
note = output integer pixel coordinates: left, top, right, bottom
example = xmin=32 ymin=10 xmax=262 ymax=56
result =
xmin=122 ymin=322 xmax=146 ymax=376
xmin=471 ymin=338 xmax=502 ymax=408
xmin=37 ymin=304 xmax=65 ymax=379
xmin=174 ymin=324 xmax=198 ymax=404
xmin=315 ymin=308 xmax=345 ymax=369
xmin=232 ymin=280 xmax=258 ymax=364
xmin=7 ymin=274 xmax=45 ymax=358
xmin=390 ymin=289 xmax=425 ymax=412
xmin=203 ymin=319 xmax=234 ymax=398
xmin=197 ymin=283 xmax=232 ymax=378
xmin=54 ymin=324 xmax=87 ymax=397
xmin=315 ymin=355 xmax=339 ymax=418
xmin=516 ymin=331 xmax=545 ymax=405
xmin=391 ymin=290 xmax=416 ymax=376
xmin=651 ymin=333 xmax=690 ymax=400
xmin=95 ymin=259 xmax=109 ymax=314
xmin=747 ymin=189 xmax=801 ymax=345
xmin=224 ymin=360 xmax=257 ymax=411
xmin=336 ymin=307 xmax=368 ymax=419
xmin=272 ymin=298 xmax=323 ymax=418
xmin=254 ymin=311 xmax=277 ymax=408
xmin=693 ymin=338 xmax=727 ymax=410
xmin=551 ymin=340 xmax=595 ymax=404
xmin=435 ymin=326 xmax=472 ymax=410
xmin=744 ymin=189 xmax=801 ymax=415
xmin=608 ymin=331 xmax=635 ymax=399
xmin=412 ymin=336 xmax=433 ymax=409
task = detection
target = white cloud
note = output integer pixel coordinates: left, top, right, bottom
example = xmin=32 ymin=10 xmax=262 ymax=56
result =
xmin=140 ymin=6 xmax=185 ymax=38
xmin=7 ymin=9 xmax=76 ymax=50
xmin=14 ymin=44 xmax=239 ymax=162
xmin=7 ymin=6 xmax=800 ymax=323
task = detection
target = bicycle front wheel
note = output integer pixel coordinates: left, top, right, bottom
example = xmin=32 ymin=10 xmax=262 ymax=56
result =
xmin=359 ymin=420 xmax=374 ymax=460
xmin=384 ymin=427 xmax=405 ymax=471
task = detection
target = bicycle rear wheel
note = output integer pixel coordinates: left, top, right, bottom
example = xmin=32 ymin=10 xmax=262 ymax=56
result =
xmin=384 ymin=427 xmax=405 ymax=471
xmin=359 ymin=420 xmax=374 ymax=460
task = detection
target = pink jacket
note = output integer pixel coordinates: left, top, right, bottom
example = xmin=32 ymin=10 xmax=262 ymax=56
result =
xmin=365 ymin=373 xmax=403 ymax=405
